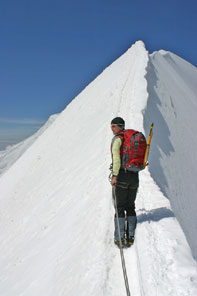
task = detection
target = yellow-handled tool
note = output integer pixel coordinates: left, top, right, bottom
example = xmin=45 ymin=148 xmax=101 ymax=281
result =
xmin=143 ymin=123 xmax=154 ymax=168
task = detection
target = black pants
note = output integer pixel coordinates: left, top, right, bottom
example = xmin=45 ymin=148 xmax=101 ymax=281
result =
xmin=113 ymin=169 xmax=139 ymax=217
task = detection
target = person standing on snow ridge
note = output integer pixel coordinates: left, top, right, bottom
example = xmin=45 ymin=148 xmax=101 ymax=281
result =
xmin=110 ymin=117 xmax=139 ymax=248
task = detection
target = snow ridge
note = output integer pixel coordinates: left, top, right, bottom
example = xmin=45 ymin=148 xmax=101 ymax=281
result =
xmin=0 ymin=41 xmax=197 ymax=295
xmin=144 ymin=50 xmax=197 ymax=261
xmin=0 ymin=114 xmax=59 ymax=176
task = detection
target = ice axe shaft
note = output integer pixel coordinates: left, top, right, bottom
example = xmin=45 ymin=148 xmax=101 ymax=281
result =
xmin=143 ymin=123 xmax=154 ymax=168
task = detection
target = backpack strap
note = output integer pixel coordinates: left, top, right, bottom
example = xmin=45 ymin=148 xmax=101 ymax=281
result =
xmin=116 ymin=130 xmax=125 ymax=145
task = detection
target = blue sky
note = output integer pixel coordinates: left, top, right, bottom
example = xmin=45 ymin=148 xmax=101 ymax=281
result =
xmin=0 ymin=0 xmax=196 ymax=149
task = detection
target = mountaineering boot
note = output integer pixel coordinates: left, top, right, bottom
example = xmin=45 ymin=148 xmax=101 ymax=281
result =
xmin=114 ymin=238 xmax=125 ymax=248
xmin=114 ymin=217 xmax=125 ymax=248
xmin=127 ymin=216 xmax=137 ymax=246
xmin=127 ymin=236 xmax=135 ymax=247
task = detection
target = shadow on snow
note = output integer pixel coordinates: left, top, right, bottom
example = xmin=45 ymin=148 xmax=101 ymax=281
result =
xmin=137 ymin=207 xmax=175 ymax=224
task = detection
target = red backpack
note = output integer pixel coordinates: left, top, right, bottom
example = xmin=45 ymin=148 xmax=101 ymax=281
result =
xmin=118 ymin=129 xmax=147 ymax=172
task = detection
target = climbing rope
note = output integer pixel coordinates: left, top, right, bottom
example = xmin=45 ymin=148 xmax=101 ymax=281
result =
xmin=113 ymin=186 xmax=131 ymax=296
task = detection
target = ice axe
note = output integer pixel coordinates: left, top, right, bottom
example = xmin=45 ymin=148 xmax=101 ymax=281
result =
xmin=143 ymin=123 xmax=154 ymax=168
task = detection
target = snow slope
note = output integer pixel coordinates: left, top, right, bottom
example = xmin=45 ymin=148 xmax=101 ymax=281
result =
xmin=0 ymin=114 xmax=58 ymax=176
xmin=144 ymin=50 xmax=197 ymax=260
xmin=0 ymin=41 xmax=197 ymax=296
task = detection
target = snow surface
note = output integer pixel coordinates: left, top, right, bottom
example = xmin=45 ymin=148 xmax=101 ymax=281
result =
xmin=145 ymin=50 xmax=197 ymax=260
xmin=0 ymin=41 xmax=197 ymax=296
xmin=0 ymin=114 xmax=59 ymax=176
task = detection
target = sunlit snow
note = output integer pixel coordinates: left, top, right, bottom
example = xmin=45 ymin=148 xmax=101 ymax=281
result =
xmin=0 ymin=41 xmax=197 ymax=296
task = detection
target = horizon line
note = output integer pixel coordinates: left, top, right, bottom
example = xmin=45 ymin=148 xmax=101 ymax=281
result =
xmin=0 ymin=118 xmax=46 ymax=125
